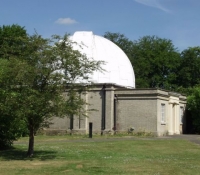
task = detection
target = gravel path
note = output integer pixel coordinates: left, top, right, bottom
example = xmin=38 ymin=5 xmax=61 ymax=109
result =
xmin=165 ymin=134 xmax=200 ymax=145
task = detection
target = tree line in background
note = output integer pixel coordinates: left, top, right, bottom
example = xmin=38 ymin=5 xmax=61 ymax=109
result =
xmin=0 ymin=25 xmax=200 ymax=154
xmin=104 ymin=32 xmax=200 ymax=133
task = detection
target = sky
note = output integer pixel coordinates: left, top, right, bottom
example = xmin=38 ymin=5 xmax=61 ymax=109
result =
xmin=1 ymin=0 xmax=200 ymax=52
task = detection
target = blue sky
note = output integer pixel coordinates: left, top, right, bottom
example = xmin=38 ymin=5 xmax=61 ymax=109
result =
xmin=1 ymin=0 xmax=200 ymax=52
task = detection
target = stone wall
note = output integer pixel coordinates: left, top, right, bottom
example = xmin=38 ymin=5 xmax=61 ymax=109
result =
xmin=46 ymin=84 xmax=187 ymax=136
xmin=117 ymin=98 xmax=157 ymax=133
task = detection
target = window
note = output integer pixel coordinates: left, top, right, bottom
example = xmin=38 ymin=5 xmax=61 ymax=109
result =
xmin=180 ymin=107 xmax=184 ymax=124
xmin=161 ymin=104 xmax=166 ymax=123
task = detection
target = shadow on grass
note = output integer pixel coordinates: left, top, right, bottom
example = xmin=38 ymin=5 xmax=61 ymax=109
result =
xmin=0 ymin=147 xmax=57 ymax=161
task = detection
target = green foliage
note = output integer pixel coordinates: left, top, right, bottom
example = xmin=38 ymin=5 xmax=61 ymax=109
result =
xmin=0 ymin=59 xmax=29 ymax=149
xmin=131 ymin=36 xmax=180 ymax=89
xmin=178 ymin=47 xmax=200 ymax=88
xmin=0 ymin=25 xmax=30 ymax=149
xmin=0 ymin=24 xmax=28 ymax=59
xmin=0 ymin=113 xmax=27 ymax=149
xmin=176 ymin=45 xmax=200 ymax=131
xmin=0 ymin=25 xmax=102 ymax=153
xmin=187 ymin=86 xmax=200 ymax=133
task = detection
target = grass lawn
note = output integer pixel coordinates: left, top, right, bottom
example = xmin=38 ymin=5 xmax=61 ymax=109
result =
xmin=0 ymin=135 xmax=200 ymax=175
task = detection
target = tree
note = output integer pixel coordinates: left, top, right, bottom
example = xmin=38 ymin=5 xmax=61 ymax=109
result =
xmin=131 ymin=36 xmax=181 ymax=89
xmin=176 ymin=47 xmax=200 ymax=132
xmin=0 ymin=24 xmax=28 ymax=59
xmin=177 ymin=47 xmax=200 ymax=88
xmin=0 ymin=27 xmax=102 ymax=156
xmin=0 ymin=59 xmax=28 ymax=149
xmin=20 ymin=34 xmax=102 ymax=157
xmin=187 ymin=86 xmax=200 ymax=133
xmin=0 ymin=25 xmax=29 ymax=149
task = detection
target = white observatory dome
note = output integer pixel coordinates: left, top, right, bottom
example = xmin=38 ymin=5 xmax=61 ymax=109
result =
xmin=71 ymin=31 xmax=135 ymax=88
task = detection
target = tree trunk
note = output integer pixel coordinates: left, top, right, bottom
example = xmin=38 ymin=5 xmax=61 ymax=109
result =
xmin=27 ymin=124 xmax=34 ymax=157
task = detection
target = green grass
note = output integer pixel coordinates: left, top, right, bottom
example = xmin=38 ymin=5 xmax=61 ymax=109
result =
xmin=0 ymin=135 xmax=200 ymax=175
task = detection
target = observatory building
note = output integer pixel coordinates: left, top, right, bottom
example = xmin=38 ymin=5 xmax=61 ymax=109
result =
xmin=50 ymin=31 xmax=186 ymax=136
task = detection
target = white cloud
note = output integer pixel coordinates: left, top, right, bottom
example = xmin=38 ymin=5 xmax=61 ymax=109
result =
xmin=134 ymin=0 xmax=170 ymax=13
xmin=55 ymin=18 xmax=78 ymax=25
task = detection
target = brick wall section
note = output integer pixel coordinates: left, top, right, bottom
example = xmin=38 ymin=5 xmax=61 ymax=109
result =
xmin=117 ymin=98 xmax=157 ymax=133
xmin=115 ymin=89 xmax=160 ymax=133
xmin=50 ymin=116 xmax=70 ymax=130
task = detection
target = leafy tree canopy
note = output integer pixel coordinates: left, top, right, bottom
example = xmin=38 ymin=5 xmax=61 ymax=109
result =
xmin=0 ymin=25 xmax=29 ymax=149
xmin=178 ymin=47 xmax=200 ymax=88
xmin=132 ymin=36 xmax=180 ymax=89
xmin=0 ymin=24 xmax=28 ymax=59
xmin=0 ymin=25 xmax=102 ymax=156
xmin=187 ymin=86 xmax=200 ymax=133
